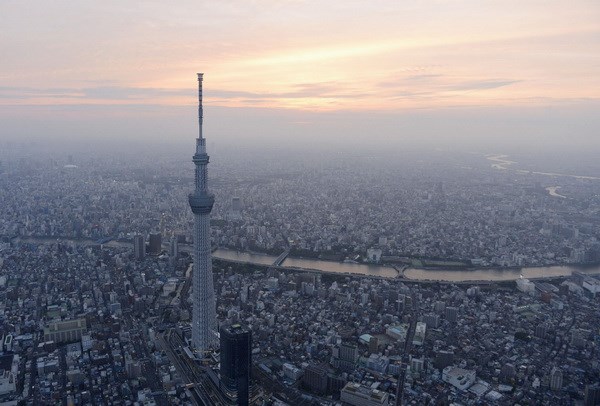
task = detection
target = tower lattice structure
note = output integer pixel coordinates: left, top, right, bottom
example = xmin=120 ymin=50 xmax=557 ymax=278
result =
xmin=188 ymin=73 xmax=218 ymax=352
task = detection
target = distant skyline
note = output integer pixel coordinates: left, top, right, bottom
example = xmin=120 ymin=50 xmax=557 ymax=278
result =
xmin=1 ymin=1 xmax=599 ymax=148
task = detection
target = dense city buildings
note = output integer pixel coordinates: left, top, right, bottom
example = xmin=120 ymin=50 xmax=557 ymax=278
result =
xmin=1 ymin=108 xmax=600 ymax=404
xmin=1 ymin=1 xmax=599 ymax=404
xmin=0 ymin=237 xmax=598 ymax=404
xmin=2 ymin=144 xmax=599 ymax=270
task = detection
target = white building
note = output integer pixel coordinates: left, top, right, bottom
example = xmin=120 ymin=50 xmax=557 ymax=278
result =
xmin=386 ymin=325 xmax=407 ymax=342
xmin=516 ymin=278 xmax=535 ymax=294
xmin=583 ymin=277 xmax=600 ymax=296
xmin=442 ymin=366 xmax=476 ymax=391
xmin=367 ymin=248 xmax=382 ymax=263
xmin=282 ymin=363 xmax=303 ymax=381
xmin=412 ymin=322 xmax=426 ymax=346
xmin=359 ymin=334 xmax=373 ymax=345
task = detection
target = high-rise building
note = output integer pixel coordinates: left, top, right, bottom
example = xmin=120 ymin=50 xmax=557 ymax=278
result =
xmin=550 ymin=366 xmax=563 ymax=391
xmin=302 ymin=364 xmax=328 ymax=395
xmin=189 ymin=73 xmax=218 ymax=352
xmin=369 ymin=336 xmax=379 ymax=354
xmin=169 ymin=235 xmax=178 ymax=259
xmin=148 ymin=232 xmax=162 ymax=255
xmin=433 ymin=350 xmax=454 ymax=371
xmin=424 ymin=314 xmax=440 ymax=328
xmin=220 ymin=324 xmax=252 ymax=406
xmin=499 ymin=363 xmax=516 ymax=383
xmin=445 ymin=306 xmax=459 ymax=323
xmin=571 ymin=328 xmax=587 ymax=348
xmin=338 ymin=343 xmax=359 ymax=371
xmin=584 ymin=384 xmax=600 ymax=406
xmin=410 ymin=357 xmax=424 ymax=375
xmin=534 ymin=323 xmax=548 ymax=339
xmin=133 ymin=234 xmax=145 ymax=260
xmin=229 ymin=196 xmax=242 ymax=220
xmin=232 ymin=197 xmax=242 ymax=212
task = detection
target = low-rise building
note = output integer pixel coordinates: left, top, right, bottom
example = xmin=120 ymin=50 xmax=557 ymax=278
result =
xmin=442 ymin=366 xmax=476 ymax=391
xmin=43 ymin=318 xmax=87 ymax=343
xmin=0 ymin=354 xmax=18 ymax=395
xmin=340 ymin=382 xmax=389 ymax=406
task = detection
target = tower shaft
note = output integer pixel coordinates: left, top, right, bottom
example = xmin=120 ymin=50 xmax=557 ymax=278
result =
xmin=189 ymin=73 xmax=217 ymax=352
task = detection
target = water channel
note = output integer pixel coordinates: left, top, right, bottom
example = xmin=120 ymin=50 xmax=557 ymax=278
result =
xmin=15 ymin=238 xmax=600 ymax=282
xmin=213 ymin=249 xmax=600 ymax=282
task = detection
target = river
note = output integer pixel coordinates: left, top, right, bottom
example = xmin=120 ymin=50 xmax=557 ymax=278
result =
xmin=403 ymin=265 xmax=600 ymax=282
xmin=486 ymin=154 xmax=600 ymax=181
xmin=213 ymin=249 xmax=397 ymax=278
xmin=545 ymin=186 xmax=567 ymax=199
xmin=13 ymin=238 xmax=600 ymax=282
xmin=213 ymin=249 xmax=600 ymax=282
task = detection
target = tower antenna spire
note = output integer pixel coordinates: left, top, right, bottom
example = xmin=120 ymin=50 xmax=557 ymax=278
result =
xmin=197 ymin=72 xmax=203 ymax=141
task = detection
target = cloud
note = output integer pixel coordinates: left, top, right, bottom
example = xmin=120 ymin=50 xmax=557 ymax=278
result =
xmin=446 ymin=80 xmax=520 ymax=91
xmin=0 ymin=85 xmax=193 ymax=101
xmin=82 ymin=86 xmax=192 ymax=99
xmin=0 ymin=82 xmax=367 ymax=103
xmin=377 ymin=73 xmax=443 ymax=88
xmin=0 ymin=86 xmax=76 ymax=99
xmin=210 ymin=82 xmax=369 ymax=100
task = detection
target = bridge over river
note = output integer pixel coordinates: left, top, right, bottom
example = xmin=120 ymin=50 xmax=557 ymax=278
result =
xmin=10 ymin=236 xmax=600 ymax=283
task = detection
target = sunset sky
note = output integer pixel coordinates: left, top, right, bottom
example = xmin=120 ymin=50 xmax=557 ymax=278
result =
xmin=1 ymin=1 xmax=599 ymax=148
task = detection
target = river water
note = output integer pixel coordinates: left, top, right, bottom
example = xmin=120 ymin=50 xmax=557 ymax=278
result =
xmin=545 ymin=186 xmax=567 ymax=199
xmin=15 ymin=238 xmax=600 ymax=282
xmin=403 ymin=265 xmax=600 ymax=282
xmin=213 ymin=249 xmax=600 ymax=282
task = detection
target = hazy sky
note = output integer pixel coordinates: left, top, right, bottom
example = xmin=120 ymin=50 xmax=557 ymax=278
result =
xmin=1 ymin=1 xmax=599 ymax=150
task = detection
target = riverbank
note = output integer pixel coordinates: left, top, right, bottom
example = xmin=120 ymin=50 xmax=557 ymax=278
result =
xmin=212 ymin=248 xmax=600 ymax=283
xmin=6 ymin=237 xmax=600 ymax=283
xmin=213 ymin=256 xmax=586 ymax=287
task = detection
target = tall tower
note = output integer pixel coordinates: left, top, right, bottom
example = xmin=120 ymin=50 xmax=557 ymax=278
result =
xmin=189 ymin=73 xmax=217 ymax=352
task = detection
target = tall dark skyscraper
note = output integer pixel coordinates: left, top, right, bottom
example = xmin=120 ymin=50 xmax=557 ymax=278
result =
xmin=148 ymin=232 xmax=162 ymax=255
xmin=585 ymin=384 xmax=600 ymax=406
xmin=133 ymin=234 xmax=145 ymax=260
xmin=188 ymin=73 xmax=218 ymax=352
xmin=220 ymin=324 xmax=252 ymax=406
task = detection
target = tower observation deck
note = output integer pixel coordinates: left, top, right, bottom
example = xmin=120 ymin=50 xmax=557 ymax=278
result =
xmin=189 ymin=73 xmax=217 ymax=352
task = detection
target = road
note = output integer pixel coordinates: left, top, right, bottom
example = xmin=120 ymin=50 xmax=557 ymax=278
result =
xmin=157 ymin=331 xmax=217 ymax=406
xmin=396 ymin=291 xmax=419 ymax=406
